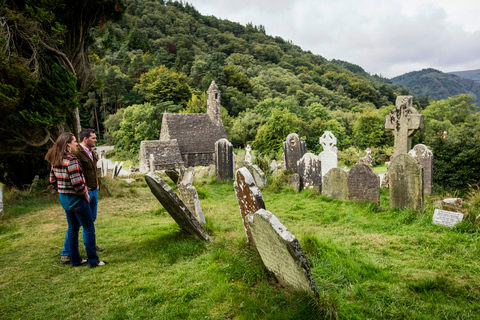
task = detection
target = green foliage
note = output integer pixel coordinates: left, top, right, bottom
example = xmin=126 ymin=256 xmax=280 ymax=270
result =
xmin=181 ymin=91 xmax=207 ymax=113
xmin=353 ymin=108 xmax=392 ymax=149
xmin=230 ymin=110 xmax=265 ymax=147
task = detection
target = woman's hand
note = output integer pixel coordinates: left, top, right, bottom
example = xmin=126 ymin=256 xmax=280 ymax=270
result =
xmin=85 ymin=191 xmax=90 ymax=203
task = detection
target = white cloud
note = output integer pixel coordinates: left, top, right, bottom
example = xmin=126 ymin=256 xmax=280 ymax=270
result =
xmin=189 ymin=0 xmax=480 ymax=78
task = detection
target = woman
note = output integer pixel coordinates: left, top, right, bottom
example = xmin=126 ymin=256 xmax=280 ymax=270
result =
xmin=45 ymin=132 xmax=107 ymax=268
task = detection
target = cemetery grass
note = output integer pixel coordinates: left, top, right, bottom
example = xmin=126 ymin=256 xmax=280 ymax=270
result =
xmin=1 ymin=178 xmax=480 ymax=319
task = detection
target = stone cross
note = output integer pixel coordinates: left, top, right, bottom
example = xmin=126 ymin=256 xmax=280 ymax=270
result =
xmin=245 ymin=144 xmax=252 ymax=163
xmin=319 ymin=131 xmax=337 ymax=152
xmin=385 ymin=96 xmax=424 ymax=158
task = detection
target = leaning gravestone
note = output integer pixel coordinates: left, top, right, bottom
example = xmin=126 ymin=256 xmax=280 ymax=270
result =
xmin=385 ymin=96 xmax=424 ymax=158
xmin=348 ymin=163 xmax=380 ymax=205
xmin=215 ymin=139 xmax=234 ymax=181
xmin=297 ymin=153 xmax=322 ymax=193
xmin=246 ymin=209 xmax=318 ymax=296
xmin=283 ymin=133 xmax=307 ymax=173
xmin=318 ymin=131 xmax=338 ymax=177
xmin=322 ymin=168 xmax=349 ymax=200
xmin=145 ymin=173 xmax=211 ymax=241
xmin=179 ymin=166 xmax=196 ymax=185
xmin=288 ymin=173 xmax=302 ymax=193
xmin=165 ymin=169 xmax=180 ymax=184
xmin=177 ymin=182 xmax=206 ymax=225
xmin=389 ymin=154 xmax=424 ymax=211
xmin=432 ymin=209 xmax=464 ymax=227
xmin=233 ymin=168 xmax=265 ymax=246
xmin=408 ymin=144 xmax=433 ymax=195
xmin=240 ymin=163 xmax=267 ymax=189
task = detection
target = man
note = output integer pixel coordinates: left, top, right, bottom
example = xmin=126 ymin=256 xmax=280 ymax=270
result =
xmin=60 ymin=129 xmax=104 ymax=264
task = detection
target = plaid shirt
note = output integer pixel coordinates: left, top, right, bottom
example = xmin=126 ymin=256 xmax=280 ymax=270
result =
xmin=50 ymin=154 xmax=88 ymax=195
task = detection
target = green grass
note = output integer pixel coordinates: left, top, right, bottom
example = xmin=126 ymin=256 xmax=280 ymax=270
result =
xmin=1 ymin=177 xmax=480 ymax=319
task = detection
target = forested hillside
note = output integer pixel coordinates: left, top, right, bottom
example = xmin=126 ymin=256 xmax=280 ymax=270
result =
xmin=449 ymin=69 xmax=480 ymax=82
xmin=391 ymin=68 xmax=480 ymax=106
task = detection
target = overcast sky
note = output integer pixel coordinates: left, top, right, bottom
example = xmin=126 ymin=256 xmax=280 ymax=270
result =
xmin=188 ymin=0 xmax=480 ymax=78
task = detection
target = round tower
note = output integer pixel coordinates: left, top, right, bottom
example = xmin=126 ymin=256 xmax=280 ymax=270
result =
xmin=207 ymin=81 xmax=222 ymax=126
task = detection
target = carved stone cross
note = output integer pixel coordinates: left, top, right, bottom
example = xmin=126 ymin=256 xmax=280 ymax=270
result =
xmin=319 ymin=131 xmax=337 ymax=152
xmin=385 ymin=96 xmax=424 ymax=158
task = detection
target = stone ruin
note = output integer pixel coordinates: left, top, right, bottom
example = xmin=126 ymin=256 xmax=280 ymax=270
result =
xmin=145 ymin=173 xmax=211 ymax=241
xmin=318 ymin=131 xmax=338 ymax=177
xmin=283 ymin=133 xmax=306 ymax=173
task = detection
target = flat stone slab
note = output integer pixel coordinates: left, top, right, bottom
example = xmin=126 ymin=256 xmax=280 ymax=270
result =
xmin=246 ymin=209 xmax=318 ymax=296
xmin=234 ymin=168 xmax=265 ymax=246
xmin=322 ymin=168 xmax=349 ymax=200
xmin=145 ymin=173 xmax=211 ymax=241
xmin=433 ymin=209 xmax=464 ymax=227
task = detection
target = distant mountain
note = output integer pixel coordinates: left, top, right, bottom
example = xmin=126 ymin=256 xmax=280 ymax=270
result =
xmin=391 ymin=68 xmax=480 ymax=105
xmin=448 ymin=69 xmax=480 ymax=82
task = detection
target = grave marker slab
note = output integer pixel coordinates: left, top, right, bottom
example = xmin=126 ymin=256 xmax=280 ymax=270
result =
xmin=246 ymin=209 xmax=318 ymax=296
xmin=245 ymin=144 xmax=252 ymax=163
xmin=177 ymin=182 xmax=206 ymax=225
xmin=385 ymin=96 xmax=424 ymax=157
xmin=215 ymin=139 xmax=234 ymax=181
xmin=433 ymin=209 xmax=464 ymax=227
xmin=389 ymin=154 xmax=424 ymax=211
xmin=348 ymin=163 xmax=380 ymax=205
xmin=319 ymin=131 xmax=338 ymax=176
xmin=241 ymin=163 xmax=267 ymax=189
xmin=179 ymin=166 xmax=196 ymax=185
xmin=165 ymin=169 xmax=180 ymax=184
xmin=288 ymin=173 xmax=302 ymax=193
xmin=283 ymin=133 xmax=307 ymax=173
xmin=408 ymin=144 xmax=433 ymax=195
xmin=234 ymin=168 xmax=266 ymax=245
xmin=145 ymin=173 xmax=211 ymax=241
xmin=297 ymin=153 xmax=322 ymax=193
xmin=322 ymin=168 xmax=349 ymax=200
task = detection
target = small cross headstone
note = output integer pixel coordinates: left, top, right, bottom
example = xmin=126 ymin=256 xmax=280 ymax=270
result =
xmin=245 ymin=144 xmax=252 ymax=163
xmin=358 ymin=148 xmax=373 ymax=166
xmin=233 ymin=167 xmax=265 ymax=246
xmin=283 ymin=133 xmax=307 ymax=173
xmin=246 ymin=209 xmax=319 ymax=296
xmin=348 ymin=163 xmax=380 ymax=205
xmin=215 ymin=139 xmax=234 ymax=181
xmin=297 ymin=153 xmax=321 ymax=193
xmin=145 ymin=173 xmax=211 ymax=241
xmin=389 ymin=154 xmax=424 ymax=211
xmin=433 ymin=209 xmax=464 ymax=227
xmin=319 ymin=131 xmax=338 ymax=177
xmin=408 ymin=144 xmax=433 ymax=195
xmin=385 ymin=96 xmax=424 ymax=158
xmin=322 ymin=168 xmax=349 ymax=200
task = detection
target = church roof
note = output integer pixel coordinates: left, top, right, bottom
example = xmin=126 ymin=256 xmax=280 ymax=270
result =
xmin=161 ymin=113 xmax=227 ymax=154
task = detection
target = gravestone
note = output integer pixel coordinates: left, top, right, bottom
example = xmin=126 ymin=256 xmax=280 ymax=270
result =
xmin=215 ymin=139 xmax=234 ymax=181
xmin=297 ymin=153 xmax=322 ymax=193
xmin=348 ymin=163 xmax=380 ymax=205
xmin=280 ymin=153 xmax=286 ymax=171
xmin=245 ymin=144 xmax=252 ymax=163
xmin=288 ymin=173 xmax=302 ymax=193
xmin=29 ymin=175 xmax=40 ymax=192
xmin=408 ymin=144 xmax=433 ymax=195
xmin=389 ymin=154 xmax=424 ymax=211
xmin=358 ymin=148 xmax=372 ymax=166
xmin=0 ymin=186 xmax=3 ymax=214
xmin=240 ymin=163 xmax=267 ymax=189
xmin=246 ymin=209 xmax=318 ymax=296
xmin=179 ymin=166 xmax=196 ymax=185
xmin=207 ymin=164 xmax=216 ymax=177
xmin=318 ymin=131 xmax=338 ymax=177
xmin=145 ymin=173 xmax=211 ymax=241
xmin=233 ymin=168 xmax=265 ymax=246
xmin=165 ymin=169 xmax=180 ymax=184
xmin=113 ymin=162 xmax=123 ymax=178
xmin=433 ymin=209 xmax=464 ymax=227
xmin=385 ymin=96 xmax=424 ymax=158
xmin=149 ymin=155 xmax=155 ymax=173
xmin=322 ymin=168 xmax=349 ymax=200
xmin=283 ymin=133 xmax=307 ymax=173
xmin=177 ymin=182 xmax=206 ymax=225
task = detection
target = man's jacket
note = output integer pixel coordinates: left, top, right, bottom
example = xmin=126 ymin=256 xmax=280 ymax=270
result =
xmin=72 ymin=147 xmax=101 ymax=190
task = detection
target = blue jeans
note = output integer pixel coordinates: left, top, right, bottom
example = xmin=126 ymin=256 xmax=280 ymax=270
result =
xmin=62 ymin=197 xmax=99 ymax=267
xmin=61 ymin=189 xmax=99 ymax=255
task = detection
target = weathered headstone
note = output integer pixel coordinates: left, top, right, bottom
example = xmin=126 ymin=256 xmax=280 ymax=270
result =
xmin=348 ymin=163 xmax=380 ymax=205
xmin=297 ymin=153 xmax=322 ymax=193
xmin=389 ymin=154 xmax=424 ymax=211
xmin=239 ymin=163 xmax=267 ymax=189
xmin=0 ymin=186 xmax=3 ymax=214
xmin=207 ymin=164 xmax=216 ymax=177
xmin=319 ymin=131 xmax=338 ymax=177
xmin=433 ymin=209 xmax=464 ymax=227
xmin=179 ymin=166 xmax=196 ymax=185
xmin=113 ymin=162 xmax=123 ymax=178
xmin=283 ymin=133 xmax=307 ymax=173
xmin=322 ymin=168 xmax=349 ymax=200
xmin=165 ymin=169 xmax=180 ymax=184
xmin=288 ymin=173 xmax=302 ymax=193
xmin=177 ymin=182 xmax=206 ymax=225
xmin=358 ymin=148 xmax=372 ymax=166
xmin=149 ymin=155 xmax=155 ymax=173
xmin=245 ymin=144 xmax=252 ymax=163
xmin=408 ymin=144 xmax=433 ymax=195
xmin=233 ymin=168 xmax=265 ymax=246
xmin=145 ymin=173 xmax=211 ymax=241
xmin=280 ymin=153 xmax=286 ymax=171
xmin=246 ymin=209 xmax=318 ymax=296
xmin=215 ymin=138 xmax=234 ymax=181
xmin=385 ymin=96 xmax=424 ymax=158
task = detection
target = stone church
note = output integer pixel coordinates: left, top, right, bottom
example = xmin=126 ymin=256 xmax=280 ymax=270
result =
xmin=139 ymin=81 xmax=227 ymax=171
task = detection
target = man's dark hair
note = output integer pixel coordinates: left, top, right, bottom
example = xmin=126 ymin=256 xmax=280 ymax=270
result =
xmin=79 ymin=128 xmax=95 ymax=141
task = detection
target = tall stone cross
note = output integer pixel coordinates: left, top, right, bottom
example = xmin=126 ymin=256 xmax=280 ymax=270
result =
xmin=385 ymin=96 xmax=424 ymax=158
xmin=319 ymin=131 xmax=337 ymax=152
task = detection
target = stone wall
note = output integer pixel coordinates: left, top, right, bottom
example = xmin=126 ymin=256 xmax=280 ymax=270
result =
xmin=182 ymin=153 xmax=215 ymax=167
xmin=139 ymin=140 xmax=184 ymax=172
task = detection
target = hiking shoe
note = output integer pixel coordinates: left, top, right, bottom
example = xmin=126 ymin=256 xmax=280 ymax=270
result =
xmin=60 ymin=255 xmax=70 ymax=264
xmin=95 ymin=245 xmax=105 ymax=252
